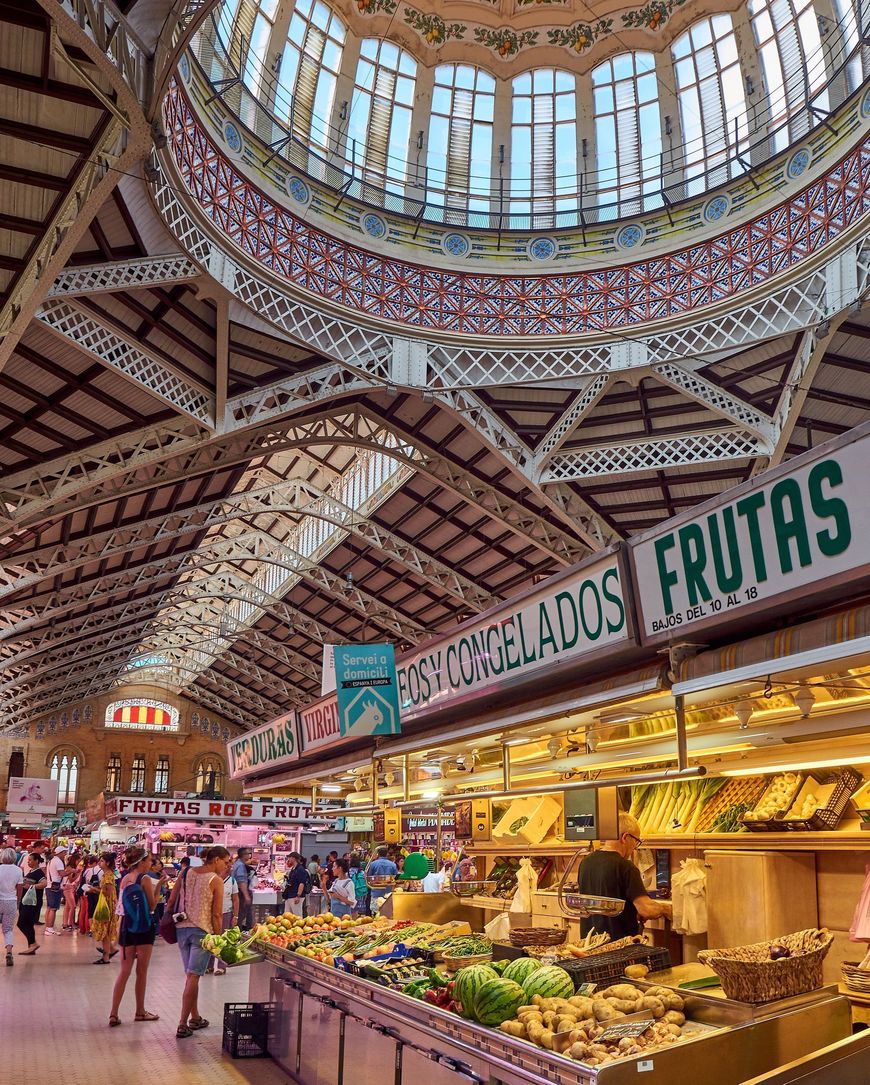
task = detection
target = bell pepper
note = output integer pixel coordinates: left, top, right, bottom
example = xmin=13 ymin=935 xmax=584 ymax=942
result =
xmin=428 ymin=968 xmax=449 ymax=988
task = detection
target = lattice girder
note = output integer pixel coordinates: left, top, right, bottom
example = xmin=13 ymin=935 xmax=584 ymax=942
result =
xmin=48 ymin=255 xmax=201 ymax=297
xmin=37 ymin=298 xmax=216 ymax=426
xmin=543 ymin=430 xmax=765 ymax=481
xmin=650 ymin=362 xmax=777 ymax=446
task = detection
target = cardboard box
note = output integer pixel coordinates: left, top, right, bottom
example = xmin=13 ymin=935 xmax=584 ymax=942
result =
xmin=492 ymin=795 xmax=563 ymax=845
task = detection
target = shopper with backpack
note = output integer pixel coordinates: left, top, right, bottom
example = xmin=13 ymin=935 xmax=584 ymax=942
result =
xmin=349 ymin=854 xmax=368 ymax=916
xmin=108 ymin=846 xmax=160 ymax=1027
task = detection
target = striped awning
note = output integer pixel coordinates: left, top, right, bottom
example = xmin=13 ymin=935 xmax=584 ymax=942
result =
xmin=673 ymin=604 xmax=870 ymax=696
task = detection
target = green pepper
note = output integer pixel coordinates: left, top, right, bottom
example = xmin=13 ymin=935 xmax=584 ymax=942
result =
xmin=428 ymin=968 xmax=449 ymax=988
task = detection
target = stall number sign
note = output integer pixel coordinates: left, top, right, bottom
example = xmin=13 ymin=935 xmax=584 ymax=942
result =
xmin=630 ymin=429 xmax=870 ymax=642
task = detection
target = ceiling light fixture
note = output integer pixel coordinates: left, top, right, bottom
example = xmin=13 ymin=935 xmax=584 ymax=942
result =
xmin=792 ymin=685 xmax=817 ymax=718
xmin=319 ymin=784 xmax=343 ymax=793
xmin=596 ymin=708 xmax=646 ymax=726
xmin=422 ymin=789 xmax=441 ymax=800
xmin=734 ymin=699 xmax=754 ymax=729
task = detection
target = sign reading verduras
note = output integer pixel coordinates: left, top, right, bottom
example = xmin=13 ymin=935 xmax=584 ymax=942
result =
xmin=334 ymin=643 xmax=401 ymax=738
xmin=297 ymin=552 xmax=629 ymax=757
xmin=104 ymin=795 xmax=330 ymax=824
xmin=630 ymin=425 xmax=870 ymax=643
xmin=227 ymin=712 xmax=298 ymax=779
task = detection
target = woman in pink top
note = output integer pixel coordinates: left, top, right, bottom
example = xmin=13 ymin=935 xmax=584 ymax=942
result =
xmin=165 ymin=845 xmax=231 ymax=1038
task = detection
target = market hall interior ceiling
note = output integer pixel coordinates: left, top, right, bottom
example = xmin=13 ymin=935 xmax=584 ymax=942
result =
xmin=1 ymin=0 xmax=869 ymax=736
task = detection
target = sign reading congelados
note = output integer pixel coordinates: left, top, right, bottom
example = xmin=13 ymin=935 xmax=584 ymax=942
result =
xmin=298 ymin=553 xmax=628 ymax=757
xmin=631 ymin=425 xmax=870 ymax=642
xmin=227 ymin=712 xmax=297 ymax=779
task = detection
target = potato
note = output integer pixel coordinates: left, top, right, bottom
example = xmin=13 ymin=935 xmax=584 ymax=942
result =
xmin=499 ymin=1021 xmax=527 ymax=1038
xmin=567 ymin=996 xmax=594 ymax=1018
xmin=664 ymin=1010 xmax=685 ymax=1026
xmin=640 ymin=996 xmax=666 ymax=1018
xmin=592 ymin=999 xmax=621 ymax=1022
xmin=625 ymin=964 xmax=649 ymax=980
xmin=602 ymin=984 xmax=643 ymax=1001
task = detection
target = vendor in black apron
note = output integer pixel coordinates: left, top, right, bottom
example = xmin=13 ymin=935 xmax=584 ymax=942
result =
xmin=579 ymin=813 xmax=672 ymax=940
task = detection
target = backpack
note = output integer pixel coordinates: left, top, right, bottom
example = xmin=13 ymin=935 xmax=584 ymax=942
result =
xmin=121 ymin=874 xmax=154 ymax=935
xmin=351 ymin=868 xmax=367 ymax=902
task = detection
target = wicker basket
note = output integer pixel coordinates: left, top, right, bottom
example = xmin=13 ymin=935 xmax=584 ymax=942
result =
xmin=442 ymin=952 xmax=493 ymax=971
xmin=509 ymin=927 xmax=567 ymax=948
xmin=842 ymin=962 xmax=870 ymax=994
xmin=698 ymin=928 xmax=833 ymax=1003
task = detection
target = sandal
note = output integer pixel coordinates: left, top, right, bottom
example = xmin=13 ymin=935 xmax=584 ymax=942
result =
xmin=135 ymin=1011 xmax=160 ymax=1022
xmin=94 ymin=958 xmax=110 ymax=964
xmin=189 ymin=1017 xmax=210 ymax=1030
xmin=109 ymin=1015 xmax=121 ymax=1028
xmin=176 ymin=1026 xmax=193 ymax=1038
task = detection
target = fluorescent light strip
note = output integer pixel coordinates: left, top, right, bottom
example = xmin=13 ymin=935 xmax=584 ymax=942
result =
xmin=721 ymin=753 xmax=870 ymax=777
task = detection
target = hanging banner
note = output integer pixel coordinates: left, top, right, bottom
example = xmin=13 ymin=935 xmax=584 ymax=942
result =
xmin=227 ymin=712 xmax=299 ymax=779
xmin=630 ymin=423 xmax=870 ymax=644
xmin=8 ymin=778 xmax=59 ymax=816
xmin=334 ymin=643 xmax=401 ymax=738
xmin=104 ymin=795 xmax=333 ymax=824
xmin=321 ymin=644 xmax=337 ymax=696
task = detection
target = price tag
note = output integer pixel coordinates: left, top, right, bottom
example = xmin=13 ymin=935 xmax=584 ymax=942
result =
xmin=637 ymin=1060 xmax=655 ymax=1073
xmin=576 ymin=983 xmax=597 ymax=996
xmin=597 ymin=1013 xmax=654 ymax=1043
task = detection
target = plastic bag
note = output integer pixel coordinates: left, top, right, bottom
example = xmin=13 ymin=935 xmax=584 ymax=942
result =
xmin=93 ymin=892 xmax=111 ymax=924
xmin=671 ymin=858 xmax=707 ymax=935
xmin=510 ymin=857 xmax=538 ymax=914
xmin=484 ymin=912 xmax=511 ymax=941
xmin=21 ymin=885 xmax=37 ymax=907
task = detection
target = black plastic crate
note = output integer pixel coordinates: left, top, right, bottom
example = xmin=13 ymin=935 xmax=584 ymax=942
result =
xmin=223 ymin=1002 xmax=274 ymax=1059
xmin=555 ymin=944 xmax=670 ymax=989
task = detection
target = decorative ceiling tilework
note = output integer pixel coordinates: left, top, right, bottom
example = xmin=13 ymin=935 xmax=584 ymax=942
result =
xmin=165 ymin=81 xmax=870 ymax=340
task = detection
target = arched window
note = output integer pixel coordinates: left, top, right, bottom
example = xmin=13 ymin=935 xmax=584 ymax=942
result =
xmin=154 ymin=756 xmax=170 ymax=794
xmin=130 ymin=756 xmax=147 ymax=794
xmin=427 ymin=64 xmax=495 ymax=217
xmin=348 ymin=39 xmax=416 ymax=193
xmin=591 ymin=52 xmax=662 ymax=218
xmin=7 ymin=749 xmax=24 ymax=783
xmin=277 ymin=0 xmax=345 ymax=148
xmin=50 ymin=748 xmax=79 ymax=805
xmin=106 ymin=754 xmax=122 ymax=793
xmin=194 ymin=756 xmax=225 ymax=796
xmin=831 ymin=0 xmax=866 ymax=91
xmin=510 ymin=69 xmax=577 ymax=225
xmin=749 ymin=0 xmax=829 ymax=151
xmin=672 ymin=15 xmax=749 ymax=194
xmin=243 ymin=0 xmax=279 ymax=101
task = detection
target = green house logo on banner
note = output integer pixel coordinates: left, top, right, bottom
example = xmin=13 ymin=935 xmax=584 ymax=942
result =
xmin=334 ymin=643 xmax=401 ymax=738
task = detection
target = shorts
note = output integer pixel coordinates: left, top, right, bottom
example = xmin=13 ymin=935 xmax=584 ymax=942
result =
xmin=45 ymin=888 xmax=63 ymax=910
xmin=119 ymin=919 xmax=156 ymax=948
xmin=177 ymin=925 xmax=212 ymax=976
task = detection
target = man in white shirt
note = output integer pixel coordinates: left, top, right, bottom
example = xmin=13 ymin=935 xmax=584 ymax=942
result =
xmin=44 ymin=846 xmax=67 ymax=934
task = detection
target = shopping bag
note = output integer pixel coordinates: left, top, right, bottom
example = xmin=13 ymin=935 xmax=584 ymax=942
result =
xmin=510 ymin=857 xmax=538 ymax=914
xmin=484 ymin=912 xmax=511 ymax=941
xmin=21 ymin=885 xmax=37 ymax=907
xmin=93 ymin=893 xmax=111 ymax=924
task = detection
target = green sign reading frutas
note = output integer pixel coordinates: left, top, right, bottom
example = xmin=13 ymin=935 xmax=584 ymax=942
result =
xmin=630 ymin=425 xmax=870 ymax=642
xmin=227 ymin=711 xmax=298 ymax=778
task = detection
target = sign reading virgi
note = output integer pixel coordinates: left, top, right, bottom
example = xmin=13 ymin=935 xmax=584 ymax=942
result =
xmin=631 ymin=426 xmax=869 ymax=642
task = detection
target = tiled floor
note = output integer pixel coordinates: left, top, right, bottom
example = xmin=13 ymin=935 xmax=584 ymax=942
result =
xmin=2 ymin=922 xmax=289 ymax=1083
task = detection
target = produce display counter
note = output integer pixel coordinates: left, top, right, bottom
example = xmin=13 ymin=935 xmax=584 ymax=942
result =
xmin=250 ymin=950 xmax=863 ymax=1085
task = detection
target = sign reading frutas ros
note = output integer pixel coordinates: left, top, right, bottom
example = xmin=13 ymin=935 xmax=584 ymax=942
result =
xmin=334 ymin=643 xmax=401 ymax=738
xmin=630 ymin=426 xmax=869 ymax=642
xmin=227 ymin=711 xmax=298 ymax=779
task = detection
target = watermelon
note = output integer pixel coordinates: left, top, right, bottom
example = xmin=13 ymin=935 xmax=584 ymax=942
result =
xmin=521 ymin=964 xmax=575 ymax=1001
xmin=474 ymin=978 xmax=526 ymax=1027
xmin=453 ymin=964 xmax=499 ymax=1019
xmin=502 ymin=957 xmax=543 ymax=986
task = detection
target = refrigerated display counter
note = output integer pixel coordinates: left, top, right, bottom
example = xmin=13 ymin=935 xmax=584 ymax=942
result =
xmin=248 ymin=952 xmax=870 ymax=1085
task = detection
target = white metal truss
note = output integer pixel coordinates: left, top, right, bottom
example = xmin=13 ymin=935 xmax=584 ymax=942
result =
xmin=0 ymin=418 xmax=205 ymax=533
xmin=151 ymin=1 xmax=223 ymax=118
xmin=543 ymin=430 xmax=765 ymax=482
xmin=226 ymin=362 xmax=380 ymax=429
xmin=531 ymin=375 xmax=612 ymax=469
xmin=1 ymin=406 xmax=588 ymax=565
xmin=48 ymin=254 xmax=201 ymax=297
xmin=650 ymin=362 xmax=777 ymax=448
xmin=37 ymin=298 xmax=216 ymax=427
xmin=52 ymin=0 xmax=149 ymax=106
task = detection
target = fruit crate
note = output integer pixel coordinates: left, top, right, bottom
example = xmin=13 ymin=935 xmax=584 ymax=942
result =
xmin=740 ymin=772 xmax=805 ymax=832
xmin=222 ymin=1002 xmax=274 ymax=1059
xmin=554 ymin=944 xmax=670 ymax=989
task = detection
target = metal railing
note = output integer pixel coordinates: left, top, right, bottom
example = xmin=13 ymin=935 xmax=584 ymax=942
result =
xmin=186 ymin=9 xmax=870 ymax=232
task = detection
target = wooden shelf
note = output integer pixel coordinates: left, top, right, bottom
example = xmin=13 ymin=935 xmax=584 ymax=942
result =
xmin=468 ymin=832 xmax=870 ymax=853
xmin=455 ymin=895 xmax=513 ymax=911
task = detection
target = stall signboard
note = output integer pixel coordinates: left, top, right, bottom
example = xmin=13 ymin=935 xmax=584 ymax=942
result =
xmin=300 ymin=552 xmax=629 ymax=757
xmin=104 ymin=795 xmax=333 ymax=824
xmin=405 ymin=807 xmax=456 ymax=831
xmin=321 ymin=644 xmax=336 ymax=696
xmin=630 ymin=424 xmax=870 ymax=644
xmin=334 ymin=643 xmax=401 ymax=738
xmin=8 ymin=777 xmax=59 ymax=816
xmin=227 ymin=712 xmax=299 ymax=779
